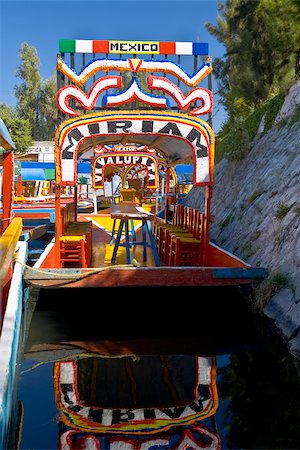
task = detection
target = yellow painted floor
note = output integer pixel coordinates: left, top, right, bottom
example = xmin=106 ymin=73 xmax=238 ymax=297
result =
xmin=103 ymin=243 xmax=157 ymax=266
xmin=84 ymin=203 xmax=153 ymax=237
xmin=81 ymin=204 xmax=157 ymax=267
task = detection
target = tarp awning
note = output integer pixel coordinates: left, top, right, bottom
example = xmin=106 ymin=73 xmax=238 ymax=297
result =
xmin=12 ymin=162 xmax=91 ymax=181
xmin=21 ymin=168 xmax=47 ymax=181
xmin=176 ymin=164 xmax=193 ymax=184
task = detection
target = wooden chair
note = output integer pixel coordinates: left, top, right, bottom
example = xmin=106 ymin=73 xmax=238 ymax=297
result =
xmin=64 ymin=221 xmax=92 ymax=266
xmin=59 ymin=235 xmax=87 ymax=268
xmin=120 ymin=188 xmax=137 ymax=203
xmin=154 ymin=207 xmax=204 ymax=266
xmin=168 ymin=210 xmax=204 ymax=266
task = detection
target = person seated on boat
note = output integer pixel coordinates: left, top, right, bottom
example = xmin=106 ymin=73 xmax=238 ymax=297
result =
xmin=112 ymin=172 xmax=122 ymax=204
xmin=104 ymin=177 xmax=112 ymax=198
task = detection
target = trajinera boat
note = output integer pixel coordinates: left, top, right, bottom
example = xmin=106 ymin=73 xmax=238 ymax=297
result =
xmin=24 ymin=38 xmax=268 ymax=294
xmin=1 ymin=38 xmax=270 ymax=450
xmin=0 ymin=119 xmax=28 ymax=449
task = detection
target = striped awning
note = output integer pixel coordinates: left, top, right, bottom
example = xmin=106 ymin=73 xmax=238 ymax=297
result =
xmin=176 ymin=164 xmax=193 ymax=184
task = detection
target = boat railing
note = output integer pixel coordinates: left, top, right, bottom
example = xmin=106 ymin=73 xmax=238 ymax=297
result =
xmin=0 ymin=217 xmax=23 ymax=328
xmin=61 ymin=201 xmax=76 ymax=236
xmin=56 ymin=201 xmax=92 ymax=268
xmin=153 ymin=204 xmax=206 ymax=266
xmin=0 ymin=217 xmax=26 ymax=449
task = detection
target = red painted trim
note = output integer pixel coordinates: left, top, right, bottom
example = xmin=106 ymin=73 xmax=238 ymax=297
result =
xmin=57 ymin=76 xmax=122 ymax=116
xmin=93 ymin=152 xmax=158 ymax=189
xmin=2 ymin=151 xmax=14 ymax=233
xmin=93 ymin=40 xmax=109 ymax=53
xmin=159 ymin=42 xmax=176 ymax=54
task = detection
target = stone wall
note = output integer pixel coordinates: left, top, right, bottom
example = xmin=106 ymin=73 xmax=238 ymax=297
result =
xmin=184 ymin=81 xmax=300 ymax=359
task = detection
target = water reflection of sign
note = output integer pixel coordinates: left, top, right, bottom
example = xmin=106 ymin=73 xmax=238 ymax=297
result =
xmin=54 ymin=356 xmax=218 ymax=434
xmin=93 ymin=152 xmax=158 ymax=189
xmin=59 ymin=424 xmax=221 ymax=449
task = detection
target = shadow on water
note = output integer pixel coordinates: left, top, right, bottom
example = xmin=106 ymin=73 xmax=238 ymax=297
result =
xmin=25 ymin=286 xmax=264 ymax=356
xmin=10 ymin=286 xmax=300 ymax=449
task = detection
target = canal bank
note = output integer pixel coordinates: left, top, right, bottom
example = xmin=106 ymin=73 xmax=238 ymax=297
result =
xmin=184 ymin=81 xmax=300 ymax=359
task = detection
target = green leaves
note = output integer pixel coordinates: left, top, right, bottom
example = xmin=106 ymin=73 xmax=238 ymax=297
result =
xmin=14 ymin=42 xmax=57 ymax=141
xmin=206 ymin=0 xmax=300 ymax=124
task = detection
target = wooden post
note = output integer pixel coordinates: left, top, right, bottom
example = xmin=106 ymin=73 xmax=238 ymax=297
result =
xmin=1 ymin=150 xmax=14 ymax=233
xmin=164 ymin=167 xmax=171 ymax=223
xmin=74 ymin=185 xmax=78 ymax=221
xmin=202 ymin=184 xmax=213 ymax=265
xmin=207 ymin=56 xmax=213 ymax=129
xmin=16 ymin=174 xmax=23 ymax=197
xmin=54 ymin=183 xmax=62 ymax=267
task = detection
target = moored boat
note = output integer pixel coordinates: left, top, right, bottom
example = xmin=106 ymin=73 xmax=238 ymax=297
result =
xmin=0 ymin=37 xmax=272 ymax=450
xmin=24 ymin=38 xmax=268 ymax=294
xmin=0 ymin=119 xmax=28 ymax=449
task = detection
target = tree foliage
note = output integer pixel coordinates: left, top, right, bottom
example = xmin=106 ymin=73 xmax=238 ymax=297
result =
xmin=14 ymin=43 xmax=41 ymax=134
xmin=36 ymin=74 xmax=57 ymax=140
xmin=0 ymin=103 xmax=33 ymax=153
xmin=14 ymin=42 xmax=57 ymax=141
xmin=206 ymin=0 xmax=300 ymax=124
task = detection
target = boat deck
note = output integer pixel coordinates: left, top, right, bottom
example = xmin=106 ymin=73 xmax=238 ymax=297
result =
xmin=23 ymin=201 xmax=269 ymax=290
xmin=79 ymin=203 xmax=158 ymax=268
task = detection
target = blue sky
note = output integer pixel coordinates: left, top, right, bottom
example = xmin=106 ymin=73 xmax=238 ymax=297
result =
xmin=0 ymin=0 xmax=226 ymax=131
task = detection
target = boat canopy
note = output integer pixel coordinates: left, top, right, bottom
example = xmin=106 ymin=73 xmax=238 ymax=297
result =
xmin=56 ymin=111 xmax=214 ymax=187
xmin=0 ymin=118 xmax=15 ymax=151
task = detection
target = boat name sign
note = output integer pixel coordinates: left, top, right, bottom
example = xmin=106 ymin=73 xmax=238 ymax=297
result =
xmin=57 ymin=113 xmax=214 ymax=186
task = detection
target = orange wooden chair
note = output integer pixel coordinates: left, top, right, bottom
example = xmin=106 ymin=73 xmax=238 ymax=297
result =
xmin=59 ymin=235 xmax=87 ymax=268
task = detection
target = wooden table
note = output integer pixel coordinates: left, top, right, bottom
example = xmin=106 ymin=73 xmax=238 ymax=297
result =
xmin=110 ymin=203 xmax=160 ymax=266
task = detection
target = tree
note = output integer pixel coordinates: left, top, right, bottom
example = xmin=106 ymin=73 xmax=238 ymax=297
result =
xmin=14 ymin=43 xmax=41 ymax=137
xmin=0 ymin=103 xmax=33 ymax=153
xmin=36 ymin=74 xmax=57 ymax=140
xmin=205 ymin=0 xmax=300 ymax=123
xmin=14 ymin=42 xmax=57 ymax=140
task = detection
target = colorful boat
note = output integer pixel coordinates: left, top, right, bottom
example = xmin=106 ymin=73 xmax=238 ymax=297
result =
xmin=0 ymin=119 xmax=28 ymax=449
xmin=2 ymin=39 xmax=270 ymax=450
xmin=24 ymin=38 xmax=267 ymax=293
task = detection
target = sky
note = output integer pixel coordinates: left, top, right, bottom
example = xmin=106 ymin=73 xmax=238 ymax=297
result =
xmin=0 ymin=0 xmax=226 ymax=131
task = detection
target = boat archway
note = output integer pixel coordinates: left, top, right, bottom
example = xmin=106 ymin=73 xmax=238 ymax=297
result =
xmin=93 ymin=151 xmax=158 ymax=190
xmin=55 ymin=110 xmax=215 ymax=188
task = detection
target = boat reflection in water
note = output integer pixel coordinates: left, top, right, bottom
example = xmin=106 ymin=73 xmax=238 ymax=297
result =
xmin=54 ymin=355 xmax=220 ymax=449
xmin=18 ymin=286 xmax=266 ymax=449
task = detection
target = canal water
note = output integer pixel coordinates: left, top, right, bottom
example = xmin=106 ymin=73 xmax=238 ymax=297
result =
xmin=10 ymin=285 xmax=300 ymax=449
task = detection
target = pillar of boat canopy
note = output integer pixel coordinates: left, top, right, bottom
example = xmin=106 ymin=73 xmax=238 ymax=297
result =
xmin=54 ymin=184 xmax=62 ymax=267
xmin=164 ymin=167 xmax=171 ymax=223
xmin=1 ymin=150 xmax=14 ymax=233
xmin=15 ymin=174 xmax=23 ymax=197
xmin=201 ymin=184 xmax=213 ymax=266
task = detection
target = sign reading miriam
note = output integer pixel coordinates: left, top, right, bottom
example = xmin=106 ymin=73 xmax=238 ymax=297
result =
xmin=56 ymin=111 xmax=214 ymax=186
